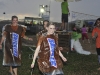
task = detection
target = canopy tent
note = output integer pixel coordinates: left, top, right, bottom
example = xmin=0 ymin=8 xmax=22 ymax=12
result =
xmin=71 ymin=11 xmax=100 ymax=21
xmin=55 ymin=0 xmax=81 ymax=2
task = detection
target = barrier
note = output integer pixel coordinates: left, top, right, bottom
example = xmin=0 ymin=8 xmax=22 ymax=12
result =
xmin=56 ymin=31 xmax=71 ymax=53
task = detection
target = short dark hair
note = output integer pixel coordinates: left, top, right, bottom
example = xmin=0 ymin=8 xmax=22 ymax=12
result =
xmin=43 ymin=20 xmax=49 ymax=25
xmin=11 ymin=16 xmax=18 ymax=20
xmin=94 ymin=18 xmax=100 ymax=26
xmin=83 ymin=25 xmax=86 ymax=27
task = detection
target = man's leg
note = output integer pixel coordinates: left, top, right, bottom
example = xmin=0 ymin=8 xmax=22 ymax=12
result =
xmin=64 ymin=22 xmax=68 ymax=30
xmin=96 ymin=48 xmax=100 ymax=70
xmin=98 ymin=55 xmax=100 ymax=64
xmin=59 ymin=20 xmax=64 ymax=31
xmin=9 ymin=66 xmax=12 ymax=72
xmin=64 ymin=14 xmax=68 ymax=31
xmin=62 ymin=21 xmax=65 ymax=30
xmin=97 ymin=55 xmax=100 ymax=70
xmin=9 ymin=66 xmax=14 ymax=75
xmin=60 ymin=14 xmax=65 ymax=31
xmin=12 ymin=67 xmax=18 ymax=75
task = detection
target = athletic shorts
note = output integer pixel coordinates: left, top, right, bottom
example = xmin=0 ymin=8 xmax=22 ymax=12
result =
xmin=62 ymin=14 xmax=68 ymax=23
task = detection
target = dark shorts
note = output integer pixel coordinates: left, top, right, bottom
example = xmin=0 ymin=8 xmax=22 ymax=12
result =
xmin=62 ymin=14 xmax=68 ymax=23
xmin=12 ymin=66 xmax=18 ymax=68
xmin=96 ymin=48 xmax=100 ymax=55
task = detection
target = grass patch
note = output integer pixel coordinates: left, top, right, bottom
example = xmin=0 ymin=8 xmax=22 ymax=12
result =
xmin=0 ymin=46 xmax=100 ymax=75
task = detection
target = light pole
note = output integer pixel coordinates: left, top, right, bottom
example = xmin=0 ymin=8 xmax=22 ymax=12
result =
xmin=48 ymin=0 xmax=51 ymax=21
xmin=39 ymin=5 xmax=50 ymax=21
xmin=3 ymin=12 xmax=6 ymax=20
xmin=45 ymin=5 xmax=48 ymax=15
xmin=39 ymin=5 xmax=45 ymax=17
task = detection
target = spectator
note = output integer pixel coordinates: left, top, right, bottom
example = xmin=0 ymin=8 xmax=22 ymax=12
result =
xmin=71 ymin=28 xmax=91 ymax=55
xmin=92 ymin=18 xmax=100 ymax=70
xmin=60 ymin=0 xmax=70 ymax=31
xmin=81 ymin=25 xmax=90 ymax=43
xmin=36 ymin=20 xmax=49 ymax=40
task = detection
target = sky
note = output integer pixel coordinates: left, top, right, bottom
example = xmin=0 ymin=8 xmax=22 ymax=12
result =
xmin=0 ymin=0 xmax=100 ymax=22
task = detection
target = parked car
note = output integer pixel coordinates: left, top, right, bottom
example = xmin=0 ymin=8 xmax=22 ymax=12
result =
xmin=24 ymin=17 xmax=44 ymax=34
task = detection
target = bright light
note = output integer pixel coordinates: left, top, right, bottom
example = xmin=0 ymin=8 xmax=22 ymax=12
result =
xmin=42 ymin=5 xmax=45 ymax=7
xmin=40 ymin=8 xmax=45 ymax=13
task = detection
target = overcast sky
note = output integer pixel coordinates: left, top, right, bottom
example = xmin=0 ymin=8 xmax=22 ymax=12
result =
xmin=0 ymin=0 xmax=100 ymax=22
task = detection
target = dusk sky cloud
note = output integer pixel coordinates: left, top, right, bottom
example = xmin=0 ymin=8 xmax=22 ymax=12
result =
xmin=0 ymin=0 xmax=100 ymax=22
xmin=0 ymin=2 xmax=5 ymax=9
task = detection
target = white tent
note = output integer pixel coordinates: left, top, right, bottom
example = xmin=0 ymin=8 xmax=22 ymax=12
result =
xmin=55 ymin=0 xmax=81 ymax=2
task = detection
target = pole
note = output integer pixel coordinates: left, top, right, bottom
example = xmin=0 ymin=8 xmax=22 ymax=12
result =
xmin=49 ymin=0 xmax=51 ymax=21
xmin=3 ymin=12 xmax=6 ymax=20
xmin=39 ymin=5 xmax=40 ymax=17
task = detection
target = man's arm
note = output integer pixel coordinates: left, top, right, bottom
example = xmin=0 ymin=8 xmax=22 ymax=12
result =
xmin=66 ymin=2 xmax=70 ymax=15
xmin=92 ymin=28 xmax=97 ymax=39
xmin=67 ymin=6 xmax=69 ymax=12
xmin=0 ymin=31 xmax=6 ymax=49
xmin=59 ymin=50 xmax=67 ymax=62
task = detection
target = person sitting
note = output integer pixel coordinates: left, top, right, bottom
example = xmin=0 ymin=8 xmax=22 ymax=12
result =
xmin=71 ymin=28 xmax=91 ymax=55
